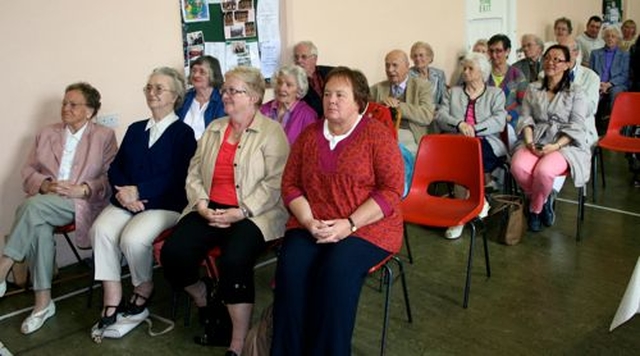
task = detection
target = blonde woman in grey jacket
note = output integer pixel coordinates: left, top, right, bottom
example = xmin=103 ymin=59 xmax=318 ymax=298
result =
xmin=436 ymin=52 xmax=507 ymax=239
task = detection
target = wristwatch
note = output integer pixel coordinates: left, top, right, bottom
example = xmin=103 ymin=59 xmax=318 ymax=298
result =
xmin=347 ymin=217 xmax=357 ymax=233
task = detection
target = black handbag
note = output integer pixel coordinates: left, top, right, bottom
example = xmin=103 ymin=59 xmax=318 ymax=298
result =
xmin=194 ymin=278 xmax=232 ymax=346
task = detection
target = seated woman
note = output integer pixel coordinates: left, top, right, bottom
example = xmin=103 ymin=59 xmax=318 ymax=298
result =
xmin=590 ymin=26 xmax=630 ymax=133
xmin=89 ymin=67 xmax=197 ymax=330
xmin=0 ymin=82 xmax=117 ymax=334
xmin=271 ymin=67 xmax=404 ymax=356
xmin=620 ymin=19 xmax=637 ymax=52
xmin=260 ymin=64 xmax=318 ymax=144
xmin=176 ymin=55 xmax=226 ymax=139
xmin=436 ymin=52 xmax=506 ymax=239
xmin=487 ymin=34 xmax=528 ymax=137
xmin=511 ymin=45 xmax=591 ymax=232
xmin=160 ymin=66 xmax=289 ymax=356
xmin=409 ymin=41 xmax=447 ymax=107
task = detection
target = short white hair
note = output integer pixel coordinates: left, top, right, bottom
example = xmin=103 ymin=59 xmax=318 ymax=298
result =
xmin=461 ymin=52 xmax=492 ymax=82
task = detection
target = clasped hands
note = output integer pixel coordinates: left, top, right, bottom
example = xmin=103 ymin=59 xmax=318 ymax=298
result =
xmin=115 ymin=185 xmax=147 ymax=213
xmin=303 ymin=218 xmax=351 ymax=244
xmin=197 ymin=200 xmax=243 ymax=228
xmin=41 ymin=179 xmax=86 ymax=199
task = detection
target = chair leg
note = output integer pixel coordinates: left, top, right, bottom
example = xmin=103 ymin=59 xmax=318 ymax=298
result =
xmin=391 ymin=256 xmax=413 ymax=323
xmin=402 ymin=224 xmax=413 ymax=264
xmin=599 ymin=147 xmax=606 ymax=189
xmin=463 ymin=223 xmax=476 ymax=309
xmin=380 ymin=263 xmax=393 ymax=356
xmin=62 ymin=232 xmax=83 ymax=264
xmin=576 ymin=187 xmax=585 ymax=242
xmin=479 ymin=220 xmax=491 ymax=278
xmin=591 ymin=148 xmax=598 ymax=202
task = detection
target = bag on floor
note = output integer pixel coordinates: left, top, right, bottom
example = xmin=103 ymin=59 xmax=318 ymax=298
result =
xmin=194 ymin=279 xmax=233 ymax=346
xmin=488 ymin=194 xmax=525 ymax=246
xmin=90 ymin=309 xmax=174 ymax=343
xmin=243 ymin=302 xmax=274 ymax=356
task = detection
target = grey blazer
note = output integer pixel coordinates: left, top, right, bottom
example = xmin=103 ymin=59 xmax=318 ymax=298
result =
xmin=436 ymin=85 xmax=508 ymax=158
xmin=516 ymin=82 xmax=591 ymax=187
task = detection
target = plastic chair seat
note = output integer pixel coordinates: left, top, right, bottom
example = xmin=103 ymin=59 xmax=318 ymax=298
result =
xmin=598 ymin=134 xmax=640 ymax=153
xmin=402 ymin=196 xmax=482 ymax=227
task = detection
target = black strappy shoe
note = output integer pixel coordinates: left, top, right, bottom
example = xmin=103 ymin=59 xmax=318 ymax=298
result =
xmin=98 ymin=305 xmax=120 ymax=329
xmin=123 ymin=292 xmax=154 ymax=316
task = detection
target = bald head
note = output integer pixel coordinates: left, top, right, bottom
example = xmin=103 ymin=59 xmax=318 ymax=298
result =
xmin=384 ymin=50 xmax=410 ymax=85
xmin=558 ymin=36 xmax=579 ymax=66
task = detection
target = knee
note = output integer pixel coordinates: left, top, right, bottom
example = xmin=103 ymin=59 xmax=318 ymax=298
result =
xmin=90 ymin=221 xmax=119 ymax=248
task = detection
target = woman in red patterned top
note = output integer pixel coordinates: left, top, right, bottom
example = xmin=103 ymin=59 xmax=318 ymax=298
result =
xmin=271 ymin=67 xmax=404 ymax=356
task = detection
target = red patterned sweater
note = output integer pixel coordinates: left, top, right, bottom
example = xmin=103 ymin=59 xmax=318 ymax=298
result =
xmin=281 ymin=117 xmax=404 ymax=253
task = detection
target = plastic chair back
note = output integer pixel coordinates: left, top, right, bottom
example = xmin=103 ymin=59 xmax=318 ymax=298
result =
xmin=607 ymin=92 xmax=640 ymax=134
xmin=407 ymin=134 xmax=484 ymax=205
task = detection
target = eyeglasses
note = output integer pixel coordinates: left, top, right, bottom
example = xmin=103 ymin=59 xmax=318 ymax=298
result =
xmin=543 ymin=56 xmax=567 ymax=64
xmin=61 ymin=101 xmax=88 ymax=109
xmin=294 ymin=54 xmax=316 ymax=61
xmin=220 ymin=87 xmax=248 ymax=96
xmin=142 ymin=85 xmax=174 ymax=95
xmin=488 ymin=48 xmax=505 ymax=54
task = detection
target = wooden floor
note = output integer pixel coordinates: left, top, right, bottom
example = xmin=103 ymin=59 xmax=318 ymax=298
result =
xmin=0 ymin=149 xmax=639 ymax=355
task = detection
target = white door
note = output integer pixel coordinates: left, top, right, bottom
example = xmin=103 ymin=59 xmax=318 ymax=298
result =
xmin=466 ymin=0 xmax=517 ymax=62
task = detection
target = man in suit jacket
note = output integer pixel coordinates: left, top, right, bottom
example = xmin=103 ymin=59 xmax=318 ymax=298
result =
xmin=370 ymin=49 xmax=434 ymax=154
xmin=590 ymin=26 xmax=630 ymax=131
xmin=293 ymin=41 xmax=334 ymax=117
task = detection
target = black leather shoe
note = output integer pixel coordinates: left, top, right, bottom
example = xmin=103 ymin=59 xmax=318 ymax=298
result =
xmin=123 ymin=292 xmax=153 ymax=316
xmin=529 ymin=213 xmax=542 ymax=232
xmin=541 ymin=198 xmax=555 ymax=227
xmin=224 ymin=351 xmax=239 ymax=356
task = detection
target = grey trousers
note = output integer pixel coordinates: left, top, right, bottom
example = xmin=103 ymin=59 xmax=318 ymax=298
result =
xmin=3 ymin=194 xmax=74 ymax=290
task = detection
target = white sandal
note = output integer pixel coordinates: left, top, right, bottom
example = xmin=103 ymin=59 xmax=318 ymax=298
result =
xmin=21 ymin=301 xmax=56 ymax=334
xmin=445 ymin=225 xmax=464 ymax=239
xmin=0 ymin=280 xmax=6 ymax=298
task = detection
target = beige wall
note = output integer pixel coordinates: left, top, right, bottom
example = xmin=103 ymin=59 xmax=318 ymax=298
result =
xmin=1 ymin=0 xmax=639 ymax=239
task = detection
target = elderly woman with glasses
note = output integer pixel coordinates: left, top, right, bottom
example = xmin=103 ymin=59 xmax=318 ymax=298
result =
xmin=177 ymin=55 xmax=226 ymax=140
xmin=260 ymin=64 xmax=318 ymax=144
xmin=89 ymin=67 xmax=197 ymax=333
xmin=0 ymin=82 xmax=117 ymax=334
xmin=161 ymin=66 xmax=289 ymax=356
xmin=511 ymin=45 xmax=591 ymax=232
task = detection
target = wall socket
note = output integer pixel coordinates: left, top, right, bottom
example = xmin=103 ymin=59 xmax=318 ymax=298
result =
xmin=96 ymin=114 xmax=119 ymax=128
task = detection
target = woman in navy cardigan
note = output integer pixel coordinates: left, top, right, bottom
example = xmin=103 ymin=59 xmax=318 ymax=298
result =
xmin=89 ymin=67 xmax=197 ymax=332
xmin=176 ymin=55 xmax=226 ymax=139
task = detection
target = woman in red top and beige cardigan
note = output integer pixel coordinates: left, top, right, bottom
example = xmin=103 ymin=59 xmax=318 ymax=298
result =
xmin=161 ymin=66 xmax=289 ymax=356
xmin=271 ymin=67 xmax=405 ymax=356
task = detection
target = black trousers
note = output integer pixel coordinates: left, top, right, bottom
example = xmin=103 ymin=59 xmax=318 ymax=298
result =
xmin=160 ymin=201 xmax=266 ymax=304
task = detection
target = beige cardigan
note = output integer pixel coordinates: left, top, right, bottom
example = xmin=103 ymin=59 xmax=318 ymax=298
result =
xmin=183 ymin=112 xmax=290 ymax=241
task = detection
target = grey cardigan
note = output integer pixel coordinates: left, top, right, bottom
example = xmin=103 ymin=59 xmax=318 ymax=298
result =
xmin=516 ymin=82 xmax=591 ymax=187
xmin=436 ymin=85 xmax=508 ymax=158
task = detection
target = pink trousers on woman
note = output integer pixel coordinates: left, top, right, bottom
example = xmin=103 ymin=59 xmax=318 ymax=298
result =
xmin=510 ymin=148 xmax=568 ymax=213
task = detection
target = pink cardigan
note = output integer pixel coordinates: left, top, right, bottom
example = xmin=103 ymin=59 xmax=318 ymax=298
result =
xmin=21 ymin=121 xmax=118 ymax=248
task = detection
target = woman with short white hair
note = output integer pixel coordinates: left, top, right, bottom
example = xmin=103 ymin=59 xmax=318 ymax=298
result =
xmin=260 ymin=64 xmax=318 ymax=144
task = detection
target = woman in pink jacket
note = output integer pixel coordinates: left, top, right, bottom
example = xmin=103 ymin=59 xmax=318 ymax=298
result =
xmin=0 ymin=82 xmax=118 ymax=334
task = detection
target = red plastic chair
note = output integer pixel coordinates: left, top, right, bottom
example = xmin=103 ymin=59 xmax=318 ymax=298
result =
xmin=401 ymin=134 xmax=490 ymax=309
xmin=594 ymin=92 xmax=640 ymax=192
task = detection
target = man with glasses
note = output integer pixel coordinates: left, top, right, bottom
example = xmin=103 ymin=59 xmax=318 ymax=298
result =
xmin=293 ymin=41 xmax=334 ymax=117
xmin=514 ymin=34 xmax=544 ymax=83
